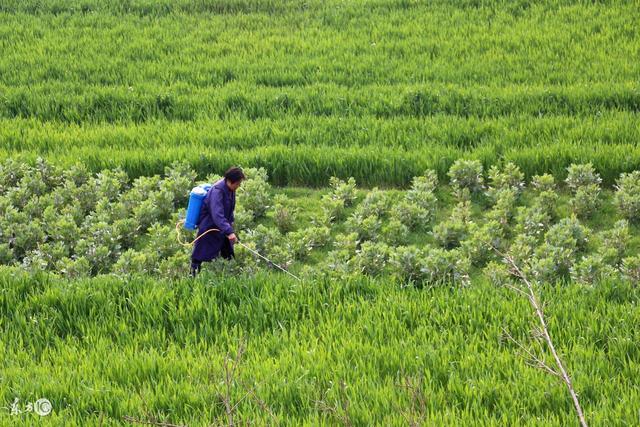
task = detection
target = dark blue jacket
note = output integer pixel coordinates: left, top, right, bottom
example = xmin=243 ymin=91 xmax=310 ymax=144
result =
xmin=191 ymin=179 xmax=235 ymax=262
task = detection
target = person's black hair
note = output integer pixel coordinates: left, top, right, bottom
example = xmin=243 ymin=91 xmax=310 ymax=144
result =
xmin=224 ymin=166 xmax=245 ymax=183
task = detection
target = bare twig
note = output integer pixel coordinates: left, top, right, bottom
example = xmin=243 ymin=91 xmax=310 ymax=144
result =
xmin=122 ymin=339 xmax=275 ymax=427
xmin=395 ymin=374 xmax=427 ymax=427
xmin=242 ymin=384 xmax=278 ymax=425
xmin=314 ymin=380 xmax=353 ymax=426
xmin=223 ymin=356 xmax=235 ymax=426
xmin=502 ymin=328 xmax=560 ymax=378
xmin=492 ymin=245 xmax=588 ymax=427
xmin=502 ymin=281 xmax=532 ymax=300
xmin=208 ymin=339 xmax=278 ymax=427
xmin=222 ymin=340 xmax=247 ymax=426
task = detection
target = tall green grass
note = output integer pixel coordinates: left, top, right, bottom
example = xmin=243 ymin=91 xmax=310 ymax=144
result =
xmin=4 ymin=135 xmax=640 ymax=187
xmin=0 ymin=1 xmax=639 ymax=186
xmin=0 ymin=84 xmax=638 ymax=122
xmin=1 ymin=269 xmax=639 ymax=425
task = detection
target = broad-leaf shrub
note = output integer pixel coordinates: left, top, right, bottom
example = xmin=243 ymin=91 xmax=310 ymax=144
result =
xmin=159 ymin=161 xmax=197 ymax=207
xmin=514 ymin=190 xmax=558 ymax=239
xmin=447 ymin=159 xmax=484 ymax=196
xmin=329 ymin=176 xmax=357 ymax=207
xmin=357 ymin=187 xmax=390 ymax=218
xmin=529 ymin=217 xmax=591 ymax=282
xmin=0 ymin=158 xmax=29 ymax=193
xmin=531 ymin=173 xmax=555 ymax=193
xmin=238 ymin=167 xmax=272 ymax=219
xmin=242 ymin=224 xmax=294 ymax=270
xmin=565 ymin=163 xmax=602 ymax=190
xmin=273 ymin=194 xmax=297 ymax=234
xmin=569 ymin=184 xmax=601 ymax=219
xmin=461 ymin=220 xmax=505 ymax=266
xmin=621 ymin=256 xmax=640 ymax=284
xmin=112 ymin=248 xmax=159 ymax=277
xmin=390 ymin=170 xmax=438 ymax=231
xmin=94 ymin=168 xmax=129 ymax=202
xmin=381 ymin=218 xmax=409 ymax=246
xmin=596 ymin=220 xmax=629 ymax=265
xmin=353 ymin=241 xmax=390 ymax=276
xmin=570 ymin=254 xmax=617 ymax=286
xmin=389 ymin=245 xmax=470 ymax=287
xmin=565 ymin=161 xmax=602 ymax=220
xmin=485 ymin=188 xmax=517 ymax=230
xmin=391 ymin=200 xmax=431 ymax=231
xmin=432 ymin=200 xmax=473 ymax=249
xmin=55 ymin=256 xmax=92 ymax=279
xmin=487 ymin=162 xmax=524 ymax=201
xmin=1 ymin=159 xmax=638 ymax=286
xmin=406 ymin=170 xmax=438 ymax=207
xmin=614 ymin=171 xmax=640 ymax=222
xmin=345 ymin=212 xmax=382 ymax=243
xmin=288 ymin=226 xmax=331 ymax=260
xmin=313 ymin=194 xmax=345 ymax=226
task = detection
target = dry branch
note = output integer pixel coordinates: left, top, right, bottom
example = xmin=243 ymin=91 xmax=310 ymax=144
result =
xmin=492 ymin=245 xmax=588 ymax=427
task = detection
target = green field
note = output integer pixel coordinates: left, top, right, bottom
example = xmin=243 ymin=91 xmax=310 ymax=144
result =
xmin=2 ymin=271 xmax=639 ymax=425
xmin=2 ymin=0 xmax=640 ymax=425
xmin=1 ymin=0 xmax=640 ymax=185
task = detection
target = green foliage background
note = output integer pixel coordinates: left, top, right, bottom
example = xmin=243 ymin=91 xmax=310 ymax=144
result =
xmin=1 ymin=0 xmax=639 ymax=185
xmin=2 ymin=1 xmax=640 ymax=424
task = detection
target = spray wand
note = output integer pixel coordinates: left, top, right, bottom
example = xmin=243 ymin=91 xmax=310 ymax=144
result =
xmin=175 ymin=220 xmax=302 ymax=282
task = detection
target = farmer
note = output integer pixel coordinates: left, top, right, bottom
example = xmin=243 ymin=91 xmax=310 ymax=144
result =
xmin=190 ymin=167 xmax=245 ymax=277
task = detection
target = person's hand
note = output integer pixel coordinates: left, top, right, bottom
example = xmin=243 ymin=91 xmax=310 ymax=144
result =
xmin=227 ymin=233 xmax=237 ymax=244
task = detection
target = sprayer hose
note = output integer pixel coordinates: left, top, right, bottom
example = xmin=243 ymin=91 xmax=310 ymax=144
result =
xmin=175 ymin=219 xmax=303 ymax=282
xmin=175 ymin=220 xmax=220 ymax=247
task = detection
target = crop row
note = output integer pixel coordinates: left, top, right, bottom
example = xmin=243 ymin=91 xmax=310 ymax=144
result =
xmin=0 ymin=2 xmax=637 ymax=88
xmin=1 ymin=84 xmax=639 ymax=123
xmin=2 ymin=159 xmax=639 ymax=284
xmin=3 ymin=138 xmax=640 ymax=187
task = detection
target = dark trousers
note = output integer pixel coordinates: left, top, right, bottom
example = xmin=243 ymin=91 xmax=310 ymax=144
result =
xmin=191 ymin=239 xmax=235 ymax=277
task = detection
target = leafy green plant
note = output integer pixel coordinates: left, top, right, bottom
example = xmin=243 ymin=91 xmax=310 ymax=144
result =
xmin=389 ymin=245 xmax=469 ymax=287
xmin=406 ymin=170 xmax=438 ymax=207
xmin=354 ymin=241 xmax=390 ymax=276
xmin=531 ymin=173 xmax=556 ymax=193
xmin=329 ymin=176 xmax=357 ymax=207
xmin=356 ymin=187 xmax=390 ymax=218
xmin=596 ymin=219 xmax=629 ymax=264
xmin=447 ymin=159 xmax=484 ymax=196
xmin=381 ymin=218 xmax=409 ymax=246
xmin=485 ymin=188 xmax=518 ymax=230
xmin=273 ymin=194 xmax=297 ymax=234
xmin=313 ymin=194 xmax=345 ymax=226
xmin=432 ymin=200 xmax=473 ymax=249
xmin=570 ymin=254 xmax=617 ymax=286
xmin=620 ymin=255 xmax=640 ymax=284
xmin=614 ymin=170 xmax=640 ymax=222
xmin=288 ymin=226 xmax=331 ymax=260
xmin=565 ymin=163 xmax=602 ymax=191
xmin=238 ymin=167 xmax=272 ymax=219
xmin=345 ymin=212 xmax=382 ymax=244
xmin=529 ymin=217 xmax=591 ymax=282
xmin=390 ymin=200 xmax=433 ymax=231
xmin=461 ymin=220 xmax=505 ymax=267
xmin=569 ymin=184 xmax=601 ymax=219
xmin=487 ymin=162 xmax=524 ymax=201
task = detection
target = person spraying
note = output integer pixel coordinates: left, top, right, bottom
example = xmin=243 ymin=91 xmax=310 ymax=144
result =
xmin=190 ymin=167 xmax=245 ymax=277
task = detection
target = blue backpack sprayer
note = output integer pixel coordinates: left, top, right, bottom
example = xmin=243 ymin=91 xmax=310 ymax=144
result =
xmin=184 ymin=183 xmax=212 ymax=231
xmin=175 ymin=184 xmax=302 ymax=281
